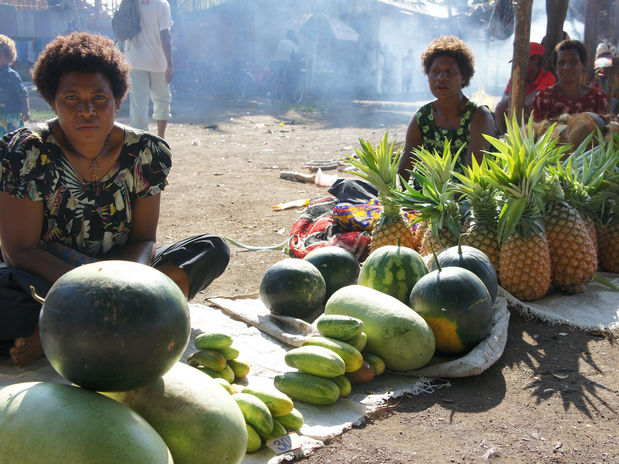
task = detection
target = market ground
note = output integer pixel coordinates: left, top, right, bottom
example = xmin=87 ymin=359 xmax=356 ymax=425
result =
xmin=31 ymin=91 xmax=619 ymax=463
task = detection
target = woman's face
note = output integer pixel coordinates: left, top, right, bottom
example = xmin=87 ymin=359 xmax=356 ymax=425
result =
xmin=427 ymin=55 xmax=463 ymax=99
xmin=555 ymin=48 xmax=584 ymax=86
xmin=52 ymin=72 xmax=119 ymax=145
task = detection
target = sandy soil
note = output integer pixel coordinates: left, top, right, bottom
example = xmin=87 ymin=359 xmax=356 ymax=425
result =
xmin=32 ymin=92 xmax=619 ymax=463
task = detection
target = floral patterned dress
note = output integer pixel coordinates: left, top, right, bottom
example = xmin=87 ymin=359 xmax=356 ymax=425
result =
xmin=0 ymin=123 xmax=171 ymax=258
xmin=416 ymin=98 xmax=479 ymax=168
xmin=531 ymin=85 xmax=609 ymax=121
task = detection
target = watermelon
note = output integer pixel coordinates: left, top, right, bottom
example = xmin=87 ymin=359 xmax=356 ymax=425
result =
xmin=409 ymin=266 xmax=494 ymax=354
xmin=39 ymin=260 xmax=190 ymax=392
xmin=303 ymin=246 xmax=360 ymax=300
xmin=357 ymin=244 xmax=428 ymax=303
xmin=259 ymin=258 xmax=326 ymax=319
xmin=0 ymin=382 xmax=173 ymax=464
xmin=431 ymin=245 xmax=498 ymax=303
xmin=103 ymin=362 xmax=247 ymax=464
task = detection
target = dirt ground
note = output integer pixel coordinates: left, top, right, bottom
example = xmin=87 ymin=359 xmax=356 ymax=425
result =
xmin=33 ymin=92 xmax=619 ymax=463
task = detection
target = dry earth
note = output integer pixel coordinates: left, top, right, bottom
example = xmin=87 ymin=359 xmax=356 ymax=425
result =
xmin=31 ymin=92 xmax=619 ymax=464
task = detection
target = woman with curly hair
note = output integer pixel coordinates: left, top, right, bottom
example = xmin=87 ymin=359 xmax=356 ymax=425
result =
xmin=0 ymin=32 xmax=230 ymax=366
xmin=0 ymin=34 xmax=29 ymax=137
xmin=531 ymin=39 xmax=609 ymax=120
xmin=398 ymin=36 xmax=495 ymax=181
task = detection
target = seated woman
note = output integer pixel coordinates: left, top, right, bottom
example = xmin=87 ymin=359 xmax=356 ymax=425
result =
xmin=531 ymin=39 xmax=609 ymax=120
xmin=398 ymin=36 xmax=496 ymax=182
xmin=0 ymin=32 xmax=230 ymax=366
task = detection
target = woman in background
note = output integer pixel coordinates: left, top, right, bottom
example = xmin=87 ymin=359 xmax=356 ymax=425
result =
xmin=531 ymin=39 xmax=609 ymax=120
xmin=398 ymin=36 xmax=495 ymax=182
xmin=0 ymin=32 xmax=230 ymax=365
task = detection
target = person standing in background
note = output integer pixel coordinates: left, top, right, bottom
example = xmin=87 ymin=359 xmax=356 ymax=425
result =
xmin=124 ymin=0 xmax=173 ymax=138
xmin=0 ymin=35 xmax=29 ymax=138
xmin=401 ymin=48 xmax=414 ymax=96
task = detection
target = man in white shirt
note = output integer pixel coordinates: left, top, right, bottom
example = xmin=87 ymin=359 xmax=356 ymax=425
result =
xmin=124 ymin=0 xmax=173 ymax=138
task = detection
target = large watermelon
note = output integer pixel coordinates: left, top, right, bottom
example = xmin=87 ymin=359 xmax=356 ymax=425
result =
xmin=357 ymin=245 xmax=428 ymax=303
xmin=0 ymin=382 xmax=173 ymax=464
xmin=259 ymin=258 xmax=326 ymax=319
xmin=103 ymin=362 xmax=248 ymax=464
xmin=39 ymin=260 xmax=190 ymax=392
xmin=303 ymin=246 xmax=360 ymax=300
xmin=409 ymin=266 xmax=494 ymax=354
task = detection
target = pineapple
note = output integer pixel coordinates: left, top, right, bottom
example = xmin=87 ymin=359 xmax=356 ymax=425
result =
xmin=345 ymin=132 xmax=416 ymax=251
xmin=484 ymin=116 xmax=568 ymax=302
xmin=453 ymin=157 xmax=501 ymax=272
xmin=391 ymin=140 xmax=462 ymax=256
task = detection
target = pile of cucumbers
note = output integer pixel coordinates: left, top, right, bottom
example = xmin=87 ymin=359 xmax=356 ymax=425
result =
xmin=275 ymin=315 xmax=386 ymax=406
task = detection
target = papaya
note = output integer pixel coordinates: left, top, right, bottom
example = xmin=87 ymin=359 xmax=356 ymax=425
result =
xmin=301 ymin=336 xmax=364 ymax=373
xmin=345 ymin=361 xmax=375 ymax=385
xmin=233 ymin=393 xmax=274 ymax=438
xmin=102 ymin=362 xmax=247 ymax=464
xmin=285 ymin=345 xmax=346 ymax=378
xmin=325 ymin=285 xmax=435 ymax=371
xmin=241 ymin=386 xmax=294 ymax=416
xmin=274 ymin=408 xmax=304 ymax=431
xmin=0 ymin=382 xmax=173 ymax=464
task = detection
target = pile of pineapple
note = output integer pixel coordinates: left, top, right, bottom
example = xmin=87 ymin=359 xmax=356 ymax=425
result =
xmin=346 ymin=118 xmax=618 ymax=302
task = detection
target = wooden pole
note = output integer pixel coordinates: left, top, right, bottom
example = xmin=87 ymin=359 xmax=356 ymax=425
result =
xmin=508 ymin=0 xmax=533 ymax=122
xmin=543 ymin=0 xmax=569 ymax=70
xmin=583 ymin=0 xmax=600 ymax=83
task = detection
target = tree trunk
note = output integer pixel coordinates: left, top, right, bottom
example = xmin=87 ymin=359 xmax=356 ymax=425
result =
xmin=583 ymin=0 xmax=601 ymax=82
xmin=543 ymin=0 xmax=569 ymax=70
xmin=509 ymin=0 xmax=533 ymax=122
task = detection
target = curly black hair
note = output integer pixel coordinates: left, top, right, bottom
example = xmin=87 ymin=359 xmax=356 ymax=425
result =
xmin=31 ymin=32 xmax=130 ymax=106
xmin=421 ymin=36 xmax=475 ymax=88
xmin=553 ymin=39 xmax=588 ymax=68
xmin=0 ymin=34 xmax=17 ymax=65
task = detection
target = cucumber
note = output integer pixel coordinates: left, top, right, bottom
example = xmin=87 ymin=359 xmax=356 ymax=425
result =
xmin=285 ymin=345 xmax=346 ymax=378
xmin=233 ymin=393 xmax=273 ymax=437
xmin=197 ymin=366 xmax=222 ymax=379
xmin=274 ymin=372 xmax=340 ymax=405
xmin=349 ymin=331 xmax=368 ymax=352
xmin=187 ymin=349 xmax=227 ymax=372
xmin=246 ymin=424 xmax=262 ymax=453
xmin=221 ymin=363 xmax=236 ymax=384
xmin=332 ymin=375 xmax=352 ymax=397
xmin=274 ymin=408 xmax=304 ymax=431
xmin=364 ymin=353 xmax=386 ymax=376
xmin=218 ymin=346 xmax=240 ymax=360
xmin=228 ymin=359 xmax=250 ymax=379
xmin=242 ymin=386 xmax=294 ymax=416
xmin=315 ymin=315 xmax=364 ymax=341
xmin=214 ymin=377 xmax=233 ymax=394
xmin=265 ymin=420 xmax=287 ymax=440
xmin=301 ymin=336 xmax=364 ymax=373
xmin=195 ymin=332 xmax=233 ymax=350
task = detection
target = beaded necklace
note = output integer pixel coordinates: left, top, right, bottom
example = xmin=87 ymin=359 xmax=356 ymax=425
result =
xmin=60 ymin=128 xmax=111 ymax=183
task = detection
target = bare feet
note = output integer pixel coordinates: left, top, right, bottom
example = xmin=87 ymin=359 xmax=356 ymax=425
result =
xmin=9 ymin=327 xmax=44 ymax=366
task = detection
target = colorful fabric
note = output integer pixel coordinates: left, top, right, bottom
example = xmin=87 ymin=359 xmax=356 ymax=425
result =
xmin=0 ymin=123 xmax=171 ymax=258
xmin=333 ymin=198 xmax=382 ymax=231
xmin=288 ymin=196 xmax=371 ymax=261
xmin=416 ymin=98 xmax=478 ymax=164
xmin=531 ymin=85 xmax=609 ymax=121
xmin=504 ymin=69 xmax=556 ymax=96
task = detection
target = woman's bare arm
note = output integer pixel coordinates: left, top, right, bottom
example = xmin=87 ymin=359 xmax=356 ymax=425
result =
xmin=398 ymin=114 xmax=422 ymax=183
xmin=466 ymin=106 xmax=495 ymax=166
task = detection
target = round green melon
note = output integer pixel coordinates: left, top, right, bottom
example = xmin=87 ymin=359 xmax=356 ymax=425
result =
xmin=431 ymin=245 xmax=498 ymax=303
xmin=358 ymin=245 xmax=428 ymax=303
xmin=303 ymin=246 xmax=360 ymax=300
xmin=39 ymin=260 xmax=190 ymax=392
xmin=409 ymin=266 xmax=494 ymax=355
xmin=0 ymin=382 xmax=173 ymax=464
xmin=260 ymin=258 xmax=326 ymax=319
xmin=103 ymin=362 xmax=248 ymax=464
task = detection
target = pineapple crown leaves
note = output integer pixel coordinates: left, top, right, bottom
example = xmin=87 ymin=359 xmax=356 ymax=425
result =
xmin=345 ymin=131 xmax=402 ymax=213
xmin=409 ymin=139 xmax=462 ymax=189
xmin=483 ymin=115 xmax=567 ymax=242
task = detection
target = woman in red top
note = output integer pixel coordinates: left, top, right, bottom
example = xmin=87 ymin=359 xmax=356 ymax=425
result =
xmin=531 ymin=39 xmax=609 ymax=121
